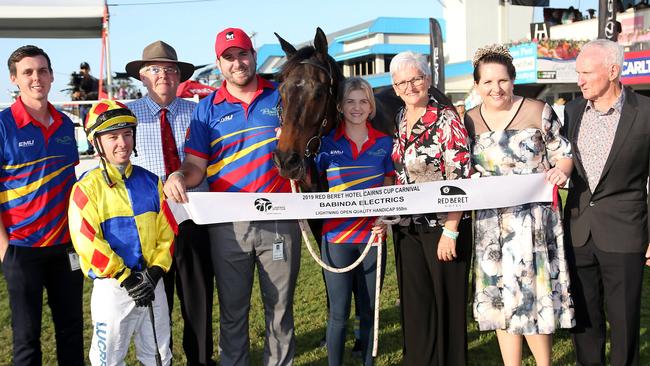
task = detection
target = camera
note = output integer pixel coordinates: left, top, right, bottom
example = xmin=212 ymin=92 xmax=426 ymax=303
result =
xmin=68 ymin=72 xmax=84 ymax=99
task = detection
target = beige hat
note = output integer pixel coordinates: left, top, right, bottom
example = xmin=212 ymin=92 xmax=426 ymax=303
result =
xmin=126 ymin=40 xmax=194 ymax=82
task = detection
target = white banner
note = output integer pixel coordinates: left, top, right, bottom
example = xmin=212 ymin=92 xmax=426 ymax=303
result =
xmin=167 ymin=173 xmax=553 ymax=225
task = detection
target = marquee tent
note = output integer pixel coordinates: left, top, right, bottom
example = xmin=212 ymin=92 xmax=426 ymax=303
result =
xmin=0 ymin=0 xmax=104 ymax=38
xmin=0 ymin=0 xmax=113 ymax=97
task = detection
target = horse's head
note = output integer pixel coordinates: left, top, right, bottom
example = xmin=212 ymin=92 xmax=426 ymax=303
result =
xmin=273 ymin=27 xmax=343 ymax=181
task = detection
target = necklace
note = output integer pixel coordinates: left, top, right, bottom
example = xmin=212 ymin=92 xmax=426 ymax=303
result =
xmin=479 ymin=97 xmax=524 ymax=132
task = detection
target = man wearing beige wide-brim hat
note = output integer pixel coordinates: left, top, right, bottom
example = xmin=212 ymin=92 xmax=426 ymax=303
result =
xmin=126 ymin=40 xmax=215 ymax=366
xmin=125 ymin=40 xmax=194 ymax=83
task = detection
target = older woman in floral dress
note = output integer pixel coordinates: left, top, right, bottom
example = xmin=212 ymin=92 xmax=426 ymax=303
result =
xmin=390 ymin=51 xmax=472 ymax=366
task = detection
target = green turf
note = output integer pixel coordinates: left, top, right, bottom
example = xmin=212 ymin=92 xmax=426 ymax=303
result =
xmin=0 ymin=233 xmax=648 ymax=365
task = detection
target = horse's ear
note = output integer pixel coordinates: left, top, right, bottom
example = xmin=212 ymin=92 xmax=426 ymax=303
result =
xmin=274 ymin=32 xmax=297 ymax=58
xmin=314 ymin=27 xmax=328 ymax=55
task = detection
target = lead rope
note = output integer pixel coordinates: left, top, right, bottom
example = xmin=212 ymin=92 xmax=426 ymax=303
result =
xmin=290 ymin=179 xmax=400 ymax=357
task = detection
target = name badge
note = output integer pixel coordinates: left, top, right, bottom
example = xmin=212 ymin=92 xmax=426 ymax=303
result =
xmin=67 ymin=247 xmax=81 ymax=271
xmin=272 ymin=238 xmax=285 ymax=261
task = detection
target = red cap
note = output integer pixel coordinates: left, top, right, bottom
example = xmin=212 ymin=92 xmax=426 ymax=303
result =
xmin=215 ymin=28 xmax=253 ymax=59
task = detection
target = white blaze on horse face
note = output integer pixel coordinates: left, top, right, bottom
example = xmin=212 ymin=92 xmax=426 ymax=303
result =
xmin=342 ymin=89 xmax=371 ymax=126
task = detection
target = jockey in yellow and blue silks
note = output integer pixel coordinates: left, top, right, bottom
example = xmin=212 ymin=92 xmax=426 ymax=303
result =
xmin=68 ymin=100 xmax=176 ymax=365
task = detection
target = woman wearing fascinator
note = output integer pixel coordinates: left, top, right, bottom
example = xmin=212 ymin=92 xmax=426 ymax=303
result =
xmin=464 ymin=44 xmax=576 ymax=365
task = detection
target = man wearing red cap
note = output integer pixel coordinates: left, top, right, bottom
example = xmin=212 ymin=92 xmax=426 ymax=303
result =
xmin=164 ymin=28 xmax=301 ymax=366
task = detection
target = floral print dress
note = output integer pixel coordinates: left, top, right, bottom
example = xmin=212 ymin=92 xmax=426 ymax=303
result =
xmin=391 ymin=96 xmax=471 ymax=225
xmin=465 ymin=98 xmax=575 ymax=335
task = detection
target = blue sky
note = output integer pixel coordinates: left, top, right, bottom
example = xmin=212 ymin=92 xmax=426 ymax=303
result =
xmin=0 ymin=0 xmax=595 ymax=103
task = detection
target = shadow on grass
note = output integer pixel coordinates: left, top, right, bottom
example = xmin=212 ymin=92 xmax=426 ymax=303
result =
xmin=246 ymin=302 xmax=405 ymax=365
xmin=293 ymin=304 xmax=403 ymax=365
xmin=0 ymin=254 xmax=648 ymax=365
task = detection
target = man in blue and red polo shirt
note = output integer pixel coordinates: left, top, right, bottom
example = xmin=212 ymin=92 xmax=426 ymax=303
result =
xmin=0 ymin=45 xmax=83 ymax=366
xmin=164 ymin=28 xmax=300 ymax=366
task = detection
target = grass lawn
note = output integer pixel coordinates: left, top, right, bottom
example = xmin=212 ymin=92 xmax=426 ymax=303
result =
xmin=0 ymin=233 xmax=648 ymax=365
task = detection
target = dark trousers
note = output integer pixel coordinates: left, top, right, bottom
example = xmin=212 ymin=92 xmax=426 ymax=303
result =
xmin=321 ymin=241 xmax=386 ymax=366
xmin=393 ymin=219 xmax=472 ymax=366
xmin=568 ymin=236 xmax=645 ymax=366
xmin=162 ymin=221 xmax=215 ymax=366
xmin=2 ymin=243 xmax=84 ymax=366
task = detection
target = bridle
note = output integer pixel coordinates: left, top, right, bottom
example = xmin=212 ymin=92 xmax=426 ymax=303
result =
xmin=277 ymin=57 xmax=336 ymax=158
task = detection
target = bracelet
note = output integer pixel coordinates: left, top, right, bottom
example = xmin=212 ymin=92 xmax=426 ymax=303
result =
xmin=168 ymin=171 xmax=185 ymax=179
xmin=442 ymin=227 xmax=459 ymax=240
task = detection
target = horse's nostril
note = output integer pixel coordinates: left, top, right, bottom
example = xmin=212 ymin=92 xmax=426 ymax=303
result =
xmin=273 ymin=150 xmax=300 ymax=169
xmin=287 ymin=153 xmax=301 ymax=167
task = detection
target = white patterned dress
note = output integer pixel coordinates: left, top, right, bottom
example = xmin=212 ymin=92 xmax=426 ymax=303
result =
xmin=465 ymin=98 xmax=575 ymax=335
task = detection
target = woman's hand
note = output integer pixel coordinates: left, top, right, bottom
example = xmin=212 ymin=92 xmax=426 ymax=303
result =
xmin=545 ymin=166 xmax=568 ymax=187
xmin=437 ymin=234 xmax=457 ymax=262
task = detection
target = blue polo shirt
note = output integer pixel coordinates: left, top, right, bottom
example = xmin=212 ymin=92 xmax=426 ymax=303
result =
xmin=185 ymin=76 xmax=290 ymax=192
xmin=0 ymin=97 xmax=79 ymax=247
xmin=316 ymin=122 xmax=395 ymax=244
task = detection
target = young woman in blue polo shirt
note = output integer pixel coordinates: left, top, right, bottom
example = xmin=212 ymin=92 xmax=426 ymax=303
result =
xmin=315 ymin=77 xmax=395 ymax=366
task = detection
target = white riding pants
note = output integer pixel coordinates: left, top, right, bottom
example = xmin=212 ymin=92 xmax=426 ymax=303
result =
xmin=89 ymin=278 xmax=171 ymax=366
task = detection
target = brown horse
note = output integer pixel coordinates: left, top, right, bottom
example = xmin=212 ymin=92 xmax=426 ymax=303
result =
xmin=272 ymin=28 xmax=401 ymax=186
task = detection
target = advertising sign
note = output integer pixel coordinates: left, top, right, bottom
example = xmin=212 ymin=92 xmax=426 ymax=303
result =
xmin=429 ymin=18 xmax=445 ymax=93
xmin=510 ymin=43 xmax=537 ymax=84
xmin=598 ymin=0 xmax=620 ymax=41
xmin=536 ymin=58 xmax=578 ymax=83
xmin=535 ymin=40 xmax=583 ymax=84
xmin=622 ymin=50 xmax=650 ymax=85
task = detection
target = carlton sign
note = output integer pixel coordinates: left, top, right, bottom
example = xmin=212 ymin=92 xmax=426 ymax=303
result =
xmin=622 ymin=50 xmax=650 ymax=85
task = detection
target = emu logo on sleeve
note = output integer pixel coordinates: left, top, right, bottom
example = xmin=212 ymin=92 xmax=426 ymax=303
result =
xmin=219 ymin=114 xmax=234 ymax=123
xmin=18 ymin=139 xmax=35 ymax=148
